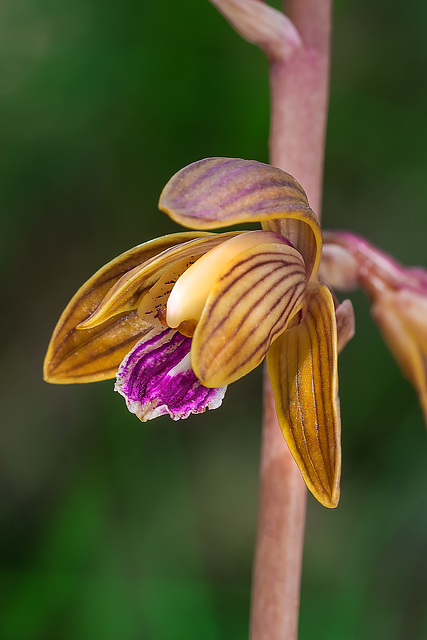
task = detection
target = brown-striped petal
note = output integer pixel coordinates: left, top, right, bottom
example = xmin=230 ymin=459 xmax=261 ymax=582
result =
xmin=267 ymin=282 xmax=341 ymax=508
xmin=44 ymin=311 xmax=151 ymax=383
xmin=44 ymin=232 xmax=207 ymax=383
xmin=79 ymin=231 xmax=242 ymax=330
xmin=158 ymin=157 xmax=322 ymax=281
xmin=191 ymin=241 xmax=307 ymax=387
xmin=262 ymin=216 xmax=319 ymax=282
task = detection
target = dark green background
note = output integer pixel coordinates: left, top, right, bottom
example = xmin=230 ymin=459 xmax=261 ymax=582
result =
xmin=1 ymin=1 xmax=427 ymax=638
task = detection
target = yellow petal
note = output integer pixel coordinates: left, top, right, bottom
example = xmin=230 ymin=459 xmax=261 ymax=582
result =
xmin=44 ymin=232 xmax=206 ymax=383
xmin=191 ymin=241 xmax=307 ymax=387
xmin=267 ymin=282 xmax=341 ymax=508
xmin=79 ymin=231 xmax=242 ymax=330
xmin=159 ymin=158 xmax=322 ymax=281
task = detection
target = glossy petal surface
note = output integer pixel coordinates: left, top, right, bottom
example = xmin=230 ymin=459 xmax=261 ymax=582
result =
xmin=44 ymin=233 xmax=202 ymax=383
xmin=115 ymin=327 xmax=226 ymax=421
xmin=159 ymin=157 xmax=322 ymax=280
xmin=192 ymin=241 xmax=307 ymax=387
xmin=267 ymin=282 xmax=341 ymax=508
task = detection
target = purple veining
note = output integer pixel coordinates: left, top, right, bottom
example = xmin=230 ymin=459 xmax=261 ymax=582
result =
xmin=173 ymin=181 xmax=304 ymax=221
xmin=160 ymin=158 xmax=308 ymax=223
xmin=115 ymin=327 xmax=226 ymax=421
xmin=178 ymin=157 xmax=239 ymax=192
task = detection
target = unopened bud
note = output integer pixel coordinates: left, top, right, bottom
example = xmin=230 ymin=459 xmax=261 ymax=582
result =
xmin=209 ymin=0 xmax=302 ymax=62
xmin=324 ymin=231 xmax=427 ymax=426
xmin=320 ymin=243 xmax=359 ymax=291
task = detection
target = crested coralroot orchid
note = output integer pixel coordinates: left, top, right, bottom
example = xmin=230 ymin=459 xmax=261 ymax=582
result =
xmin=322 ymin=231 xmax=427 ymax=426
xmin=44 ymin=157 xmax=350 ymax=508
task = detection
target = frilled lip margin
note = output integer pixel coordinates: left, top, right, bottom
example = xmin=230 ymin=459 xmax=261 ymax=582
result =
xmin=115 ymin=326 xmax=227 ymax=421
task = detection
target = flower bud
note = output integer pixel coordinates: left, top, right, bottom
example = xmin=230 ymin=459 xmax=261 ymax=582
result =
xmin=323 ymin=231 xmax=427 ymax=425
xmin=319 ymin=243 xmax=359 ymax=291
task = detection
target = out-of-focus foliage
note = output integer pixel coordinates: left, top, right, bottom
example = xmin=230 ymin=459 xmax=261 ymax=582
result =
xmin=1 ymin=0 xmax=427 ymax=638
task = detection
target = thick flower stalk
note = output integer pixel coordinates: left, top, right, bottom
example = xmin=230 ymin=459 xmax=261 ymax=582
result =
xmin=45 ymin=157 xmax=344 ymax=508
xmin=322 ymin=231 xmax=427 ymax=425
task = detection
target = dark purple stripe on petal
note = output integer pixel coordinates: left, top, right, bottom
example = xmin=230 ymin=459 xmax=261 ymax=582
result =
xmin=115 ymin=327 xmax=226 ymax=421
xmin=159 ymin=158 xmax=309 ymax=226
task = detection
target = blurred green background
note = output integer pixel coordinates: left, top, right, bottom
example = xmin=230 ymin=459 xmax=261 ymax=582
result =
xmin=1 ymin=0 xmax=427 ymax=638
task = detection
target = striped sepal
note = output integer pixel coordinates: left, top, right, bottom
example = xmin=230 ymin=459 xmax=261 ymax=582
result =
xmin=44 ymin=232 xmax=206 ymax=383
xmin=159 ymin=157 xmax=322 ymax=280
xmin=44 ymin=311 xmax=151 ymax=383
xmin=267 ymin=282 xmax=341 ymax=508
xmin=79 ymin=232 xmax=241 ymax=330
xmin=192 ymin=242 xmax=307 ymax=387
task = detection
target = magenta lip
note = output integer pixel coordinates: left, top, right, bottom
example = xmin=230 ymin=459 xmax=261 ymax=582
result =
xmin=115 ymin=328 xmax=226 ymax=421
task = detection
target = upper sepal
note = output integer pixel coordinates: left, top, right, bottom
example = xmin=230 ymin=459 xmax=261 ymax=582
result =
xmin=267 ymin=282 xmax=341 ymax=508
xmin=159 ymin=158 xmax=322 ymax=281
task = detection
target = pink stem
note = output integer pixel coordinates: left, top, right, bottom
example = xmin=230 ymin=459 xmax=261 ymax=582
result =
xmin=249 ymin=373 xmax=307 ymax=640
xmin=250 ymin=2 xmax=332 ymax=639
xmin=270 ymin=0 xmax=331 ymax=218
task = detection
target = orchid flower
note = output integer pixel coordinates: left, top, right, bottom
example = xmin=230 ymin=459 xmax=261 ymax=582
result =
xmin=44 ymin=158 xmax=345 ymax=508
